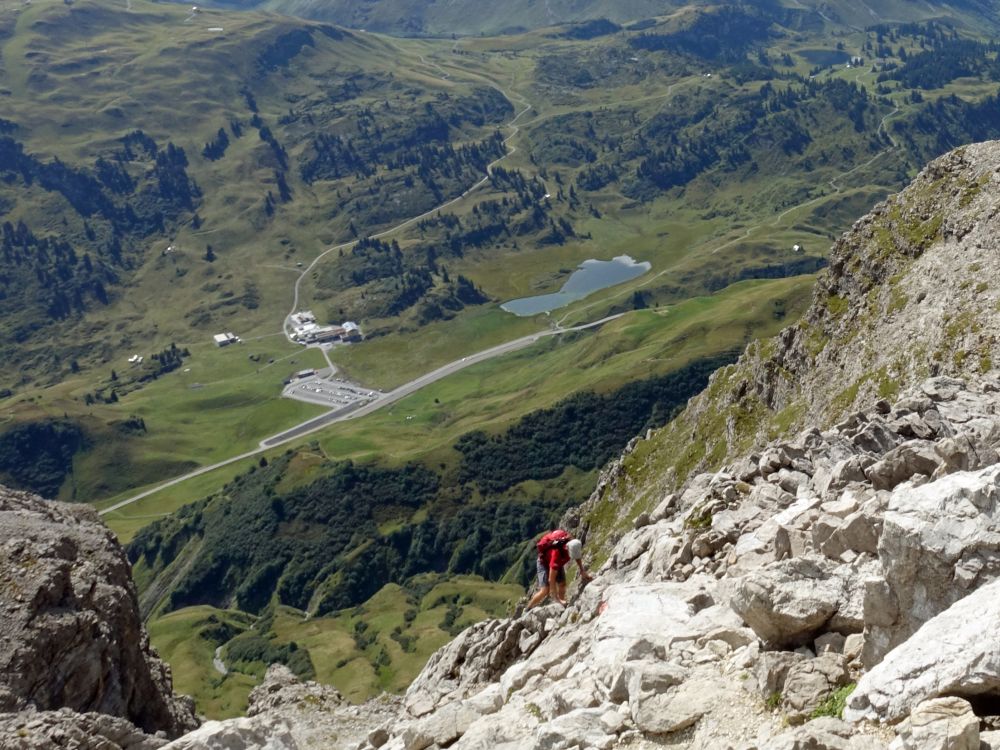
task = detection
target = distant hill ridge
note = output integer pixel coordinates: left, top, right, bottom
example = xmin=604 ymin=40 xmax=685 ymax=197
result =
xmin=211 ymin=0 xmax=1000 ymax=36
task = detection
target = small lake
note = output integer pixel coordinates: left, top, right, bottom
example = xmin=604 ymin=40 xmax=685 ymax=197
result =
xmin=501 ymin=255 xmax=651 ymax=316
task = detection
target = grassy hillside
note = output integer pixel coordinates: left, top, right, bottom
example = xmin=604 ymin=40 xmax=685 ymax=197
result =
xmin=213 ymin=0 xmax=1000 ymax=37
xmin=147 ymin=574 xmax=522 ymax=717
xmin=0 ymin=0 xmax=514 ymax=390
xmin=6 ymin=2 xmax=1000 ymax=506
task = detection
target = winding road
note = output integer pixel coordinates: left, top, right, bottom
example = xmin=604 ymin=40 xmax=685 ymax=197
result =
xmin=282 ymin=64 xmax=541 ymax=344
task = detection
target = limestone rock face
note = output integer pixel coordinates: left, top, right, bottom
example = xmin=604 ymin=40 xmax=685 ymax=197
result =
xmin=846 ymin=578 xmax=1000 ymax=724
xmin=889 ymin=697 xmax=979 ymax=750
xmin=864 ymin=464 xmax=1000 ymax=664
xmin=730 ymin=556 xmax=844 ymax=647
xmin=160 ymin=664 xmax=400 ymax=750
xmin=0 ymin=708 xmax=168 ymax=750
xmin=0 ymin=486 xmax=197 ymax=738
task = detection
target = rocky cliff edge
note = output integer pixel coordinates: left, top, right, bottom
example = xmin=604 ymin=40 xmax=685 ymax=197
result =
xmin=0 ymin=486 xmax=197 ymax=748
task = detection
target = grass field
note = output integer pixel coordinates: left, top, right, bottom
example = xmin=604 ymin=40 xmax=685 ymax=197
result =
xmin=3 ymin=336 xmax=327 ymax=505
xmin=149 ymin=575 xmax=523 ymax=716
xmin=101 ymin=273 xmax=815 ymax=540
xmin=146 ymin=606 xmax=258 ymax=719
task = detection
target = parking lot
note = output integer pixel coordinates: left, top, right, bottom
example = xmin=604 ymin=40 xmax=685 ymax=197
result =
xmin=282 ymin=376 xmax=380 ymax=409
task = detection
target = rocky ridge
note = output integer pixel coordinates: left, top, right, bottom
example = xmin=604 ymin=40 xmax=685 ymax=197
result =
xmin=163 ymin=142 xmax=1000 ymax=748
xmin=580 ymin=139 xmax=1000 ymax=555
xmin=0 ymin=486 xmax=197 ymax=748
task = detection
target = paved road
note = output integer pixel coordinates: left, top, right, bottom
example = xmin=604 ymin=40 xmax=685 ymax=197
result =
xmin=98 ymin=313 xmax=624 ymax=516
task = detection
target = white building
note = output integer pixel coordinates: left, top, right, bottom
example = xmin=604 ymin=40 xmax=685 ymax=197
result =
xmin=213 ymin=332 xmax=239 ymax=347
xmin=289 ymin=311 xmax=363 ymax=344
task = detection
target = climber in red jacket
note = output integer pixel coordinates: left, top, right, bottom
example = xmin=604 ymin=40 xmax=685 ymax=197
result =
xmin=526 ymin=529 xmax=593 ymax=609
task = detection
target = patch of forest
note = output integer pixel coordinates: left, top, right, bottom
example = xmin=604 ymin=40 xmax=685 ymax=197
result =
xmin=0 ymin=420 xmax=88 ymax=498
xmin=0 ymin=129 xmax=200 ymax=380
xmin=128 ymin=351 xmax=735 ymax=617
xmin=313 ymin=166 xmax=558 ymax=328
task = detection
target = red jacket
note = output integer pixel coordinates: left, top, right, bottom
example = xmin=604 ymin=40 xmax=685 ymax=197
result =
xmin=537 ymin=530 xmax=571 ymax=570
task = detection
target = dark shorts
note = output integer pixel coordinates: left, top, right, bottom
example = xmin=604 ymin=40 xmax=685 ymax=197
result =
xmin=537 ymin=558 xmax=566 ymax=588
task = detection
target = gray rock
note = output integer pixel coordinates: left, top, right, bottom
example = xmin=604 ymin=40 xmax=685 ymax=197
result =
xmin=847 ymin=578 xmax=1000 ymax=724
xmin=981 ymin=730 xmax=1000 ymax=750
xmin=247 ymin=665 xmax=343 ymax=717
xmin=162 ymin=717 xmax=297 ymax=750
xmin=865 ymin=440 xmax=941 ymax=491
xmin=531 ymin=707 xmax=620 ymax=750
xmin=781 ymin=654 xmax=850 ymax=723
xmin=754 ymin=650 xmax=808 ymax=697
xmin=818 ymin=458 xmax=870 ymax=497
xmin=934 ymin=434 xmax=999 ymax=475
xmin=631 ymin=675 xmax=720 ymax=735
xmin=814 ymin=633 xmax=846 ymax=655
xmin=0 ymin=708 xmax=167 ymax=749
xmin=625 ymin=662 xmax=687 ymax=704
xmin=820 ymin=511 xmax=880 ymax=560
xmin=769 ymin=717 xmax=855 ymax=750
xmin=731 ymin=556 xmax=843 ymax=647
xmin=889 ymin=697 xmax=978 ymax=750
xmin=0 ymin=486 xmax=197 ymax=738
xmin=864 ymin=465 xmax=1000 ymax=665
xmin=649 ymin=494 xmax=677 ymax=522
xmin=921 ymin=377 xmax=967 ymax=402
xmin=400 ymin=703 xmax=481 ymax=750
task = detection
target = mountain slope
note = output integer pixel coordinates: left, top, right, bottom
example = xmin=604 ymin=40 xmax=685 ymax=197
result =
xmin=218 ymin=0 xmax=1000 ymax=36
xmin=154 ymin=140 xmax=1000 ymax=749
xmin=582 ymin=138 xmax=1000 ymax=553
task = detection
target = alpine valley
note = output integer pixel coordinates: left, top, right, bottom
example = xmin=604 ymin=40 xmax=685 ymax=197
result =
xmin=4 ymin=0 xmax=1000 ymax=735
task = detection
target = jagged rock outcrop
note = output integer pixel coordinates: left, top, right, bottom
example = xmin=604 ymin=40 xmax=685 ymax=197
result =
xmin=161 ymin=665 xmax=399 ymax=750
xmin=846 ymin=578 xmax=1000 ymax=724
xmin=0 ymin=708 xmax=167 ymax=749
xmin=0 ymin=486 xmax=197 ymax=744
xmin=864 ymin=463 xmax=1000 ymax=665
xmin=351 ymin=369 xmax=1000 ymax=749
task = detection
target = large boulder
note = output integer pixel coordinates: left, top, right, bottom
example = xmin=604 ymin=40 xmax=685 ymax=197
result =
xmin=846 ymin=578 xmax=1000 ymax=724
xmin=889 ymin=697 xmax=979 ymax=750
xmin=0 ymin=708 xmax=167 ymax=749
xmin=781 ymin=654 xmax=851 ymax=724
xmin=865 ymin=440 xmax=941 ymax=491
xmin=862 ymin=465 xmax=1000 ymax=665
xmin=404 ymin=606 xmax=557 ymax=716
xmin=769 ymin=717 xmax=885 ymax=750
xmin=163 ymin=665 xmax=399 ymax=749
xmin=0 ymin=487 xmax=197 ymax=737
xmin=730 ymin=556 xmax=844 ymax=647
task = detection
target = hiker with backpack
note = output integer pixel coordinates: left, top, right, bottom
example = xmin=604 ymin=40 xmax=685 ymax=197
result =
xmin=526 ymin=529 xmax=593 ymax=609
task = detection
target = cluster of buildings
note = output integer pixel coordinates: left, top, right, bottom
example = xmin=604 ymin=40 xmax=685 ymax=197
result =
xmin=127 ymin=354 xmax=144 ymax=365
xmin=289 ymin=311 xmax=362 ymax=345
